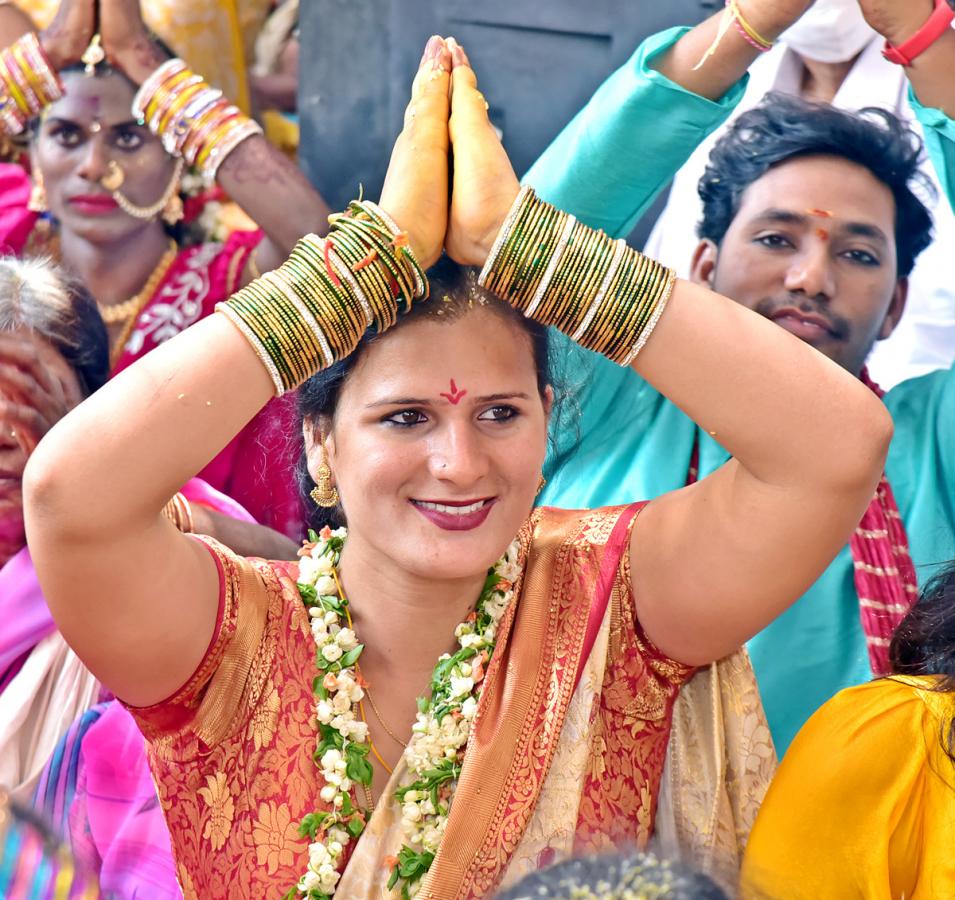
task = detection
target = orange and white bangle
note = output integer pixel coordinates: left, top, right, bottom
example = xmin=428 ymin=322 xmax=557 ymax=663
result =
xmin=0 ymin=33 xmax=62 ymax=134
xmin=133 ymin=57 xmax=262 ymax=182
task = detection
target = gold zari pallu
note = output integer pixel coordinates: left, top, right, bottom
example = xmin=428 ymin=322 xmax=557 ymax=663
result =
xmin=479 ymin=185 xmax=676 ymax=366
xmin=217 ymin=200 xmax=427 ymax=395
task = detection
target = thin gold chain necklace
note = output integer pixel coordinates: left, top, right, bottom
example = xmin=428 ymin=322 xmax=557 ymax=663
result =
xmin=98 ymin=240 xmax=178 ymax=325
xmin=363 ymin=682 xmax=409 ymax=749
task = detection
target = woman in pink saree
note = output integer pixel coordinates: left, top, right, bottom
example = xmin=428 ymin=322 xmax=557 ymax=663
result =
xmin=0 ymin=0 xmax=334 ymax=537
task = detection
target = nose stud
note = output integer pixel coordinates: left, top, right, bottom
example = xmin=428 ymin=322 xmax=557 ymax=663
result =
xmin=100 ymin=160 xmax=125 ymax=192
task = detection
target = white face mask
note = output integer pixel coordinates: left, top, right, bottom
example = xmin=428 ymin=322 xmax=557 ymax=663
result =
xmin=780 ymin=0 xmax=878 ymax=64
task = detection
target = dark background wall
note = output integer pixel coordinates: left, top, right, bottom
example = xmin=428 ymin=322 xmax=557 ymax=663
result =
xmin=298 ymin=1 xmax=715 ymax=246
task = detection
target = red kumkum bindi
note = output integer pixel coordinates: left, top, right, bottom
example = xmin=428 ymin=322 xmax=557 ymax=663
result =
xmin=440 ymin=378 xmax=468 ymax=404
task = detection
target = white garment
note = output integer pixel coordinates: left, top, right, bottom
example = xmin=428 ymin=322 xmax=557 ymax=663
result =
xmin=779 ymin=0 xmax=876 ymax=63
xmin=644 ymin=37 xmax=955 ymax=388
xmin=0 ymin=632 xmax=100 ymax=801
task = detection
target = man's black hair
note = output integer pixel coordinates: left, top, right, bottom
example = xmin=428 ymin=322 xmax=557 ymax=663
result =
xmin=698 ymin=93 xmax=935 ymax=278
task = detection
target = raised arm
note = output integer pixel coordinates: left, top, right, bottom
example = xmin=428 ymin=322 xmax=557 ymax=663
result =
xmin=24 ymin=37 xmax=453 ymax=707
xmin=447 ymin=41 xmax=893 ymax=667
xmin=860 ymin=0 xmax=955 ymax=213
xmin=98 ymin=0 xmax=330 ymax=274
xmin=524 ymin=0 xmax=815 ymax=238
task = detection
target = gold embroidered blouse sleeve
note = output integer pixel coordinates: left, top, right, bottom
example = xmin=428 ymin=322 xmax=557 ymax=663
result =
xmin=124 ymin=536 xmax=278 ymax=753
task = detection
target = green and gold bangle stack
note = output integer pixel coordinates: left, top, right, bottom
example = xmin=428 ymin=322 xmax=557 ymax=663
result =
xmin=217 ymin=200 xmax=427 ymax=395
xmin=479 ymin=186 xmax=676 ymax=366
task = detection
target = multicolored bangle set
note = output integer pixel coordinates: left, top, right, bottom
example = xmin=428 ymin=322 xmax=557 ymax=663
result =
xmin=132 ymin=58 xmax=264 ymax=181
xmin=0 ymin=33 xmax=63 ymax=135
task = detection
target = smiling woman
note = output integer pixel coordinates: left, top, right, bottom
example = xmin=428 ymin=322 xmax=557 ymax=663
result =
xmin=24 ymin=29 xmax=893 ymax=900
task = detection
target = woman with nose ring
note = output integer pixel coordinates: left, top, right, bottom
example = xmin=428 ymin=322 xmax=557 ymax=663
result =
xmin=0 ymin=0 xmax=332 ymax=536
xmin=26 ymin=34 xmax=892 ymax=898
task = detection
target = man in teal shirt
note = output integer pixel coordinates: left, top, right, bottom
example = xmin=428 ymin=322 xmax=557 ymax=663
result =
xmin=526 ymin=16 xmax=955 ymax=753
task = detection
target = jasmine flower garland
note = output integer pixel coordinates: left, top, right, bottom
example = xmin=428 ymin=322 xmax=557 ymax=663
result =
xmin=289 ymin=526 xmax=521 ymax=900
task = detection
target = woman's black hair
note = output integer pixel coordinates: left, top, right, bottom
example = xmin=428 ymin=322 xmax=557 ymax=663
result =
xmin=297 ymin=255 xmax=551 ymax=531
xmin=698 ymin=93 xmax=935 ymax=278
xmin=890 ymin=563 xmax=955 ymax=764
xmin=494 ymin=851 xmax=728 ymax=899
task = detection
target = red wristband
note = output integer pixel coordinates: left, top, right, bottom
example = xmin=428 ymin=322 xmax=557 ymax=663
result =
xmin=882 ymin=0 xmax=954 ymax=66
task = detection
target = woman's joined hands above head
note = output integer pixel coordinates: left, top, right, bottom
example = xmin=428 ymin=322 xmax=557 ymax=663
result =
xmin=38 ymin=0 xmax=94 ymax=71
xmin=98 ymin=0 xmax=169 ymax=86
xmin=378 ymin=35 xmax=519 ymax=271
xmin=444 ymin=38 xmax=521 ymax=268
xmin=377 ymin=36 xmax=453 ymax=271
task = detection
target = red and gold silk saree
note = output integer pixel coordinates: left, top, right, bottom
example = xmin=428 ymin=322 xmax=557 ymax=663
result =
xmin=128 ymin=505 xmax=772 ymax=898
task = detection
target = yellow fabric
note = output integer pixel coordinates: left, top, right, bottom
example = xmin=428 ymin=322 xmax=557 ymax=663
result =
xmin=14 ymin=0 xmax=272 ymax=111
xmin=742 ymin=676 xmax=955 ymax=899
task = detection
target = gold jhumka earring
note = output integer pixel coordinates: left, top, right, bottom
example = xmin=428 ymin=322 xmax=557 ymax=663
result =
xmin=27 ymin=171 xmax=46 ymax=212
xmin=310 ymin=434 xmax=340 ymax=508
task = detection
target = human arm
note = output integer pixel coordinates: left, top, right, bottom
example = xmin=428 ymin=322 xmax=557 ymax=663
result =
xmin=447 ymin=42 xmax=893 ymax=667
xmin=98 ymin=0 xmax=329 ymax=275
xmin=23 ymin=38 xmax=453 ymax=707
xmin=859 ymin=0 xmax=955 ymax=214
xmin=865 ymin=0 xmax=955 ymax=213
xmin=190 ymin=504 xmax=298 ymax=559
xmin=0 ymin=332 xmax=299 ymax=565
xmin=524 ymin=1 xmax=814 ymax=238
xmin=0 ymin=2 xmax=34 ymax=49
xmin=250 ymin=38 xmax=298 ymax=113
xmin=858 ymin=0 xmax=955 ymax=116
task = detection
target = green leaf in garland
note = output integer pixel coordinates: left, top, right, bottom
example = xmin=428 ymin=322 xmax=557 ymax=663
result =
xmin=387 ymin=866 xmax=400 ymax=891
xmin=297 ymin=811 xmax=328 ymax=839
xmin=346 ymin=754 xmax=374 ymax=784
xmin=339 ymin=643 xmax=364 ymax=668
xmin=346 ymin=816 xmax=365 ymax=838
xmin=298 ymin=582 xmax=317 ymax=603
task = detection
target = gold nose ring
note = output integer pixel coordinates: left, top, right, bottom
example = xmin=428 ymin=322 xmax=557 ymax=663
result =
xmin=100 ymin=160 xmax=125 ymax=192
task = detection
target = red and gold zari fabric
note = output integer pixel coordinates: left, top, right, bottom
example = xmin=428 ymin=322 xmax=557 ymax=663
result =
xmin=126 ymin=505 xmax=693 ymax=898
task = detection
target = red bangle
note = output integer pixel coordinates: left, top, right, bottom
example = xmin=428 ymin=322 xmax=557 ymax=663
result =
xmin=882 ymin=0 xmax=954 ymax=66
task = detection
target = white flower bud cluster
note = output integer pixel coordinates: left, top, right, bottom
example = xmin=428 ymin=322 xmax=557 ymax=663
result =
xmin=295 ymin=530 xmax=368 ymax=898
xmin=294 ymin=528 xmax=523 ymax=898
xmin=299 ymin=837 xmax=345 ymax=895
xmin=393 ymin=540 xmax=521 ymax=885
